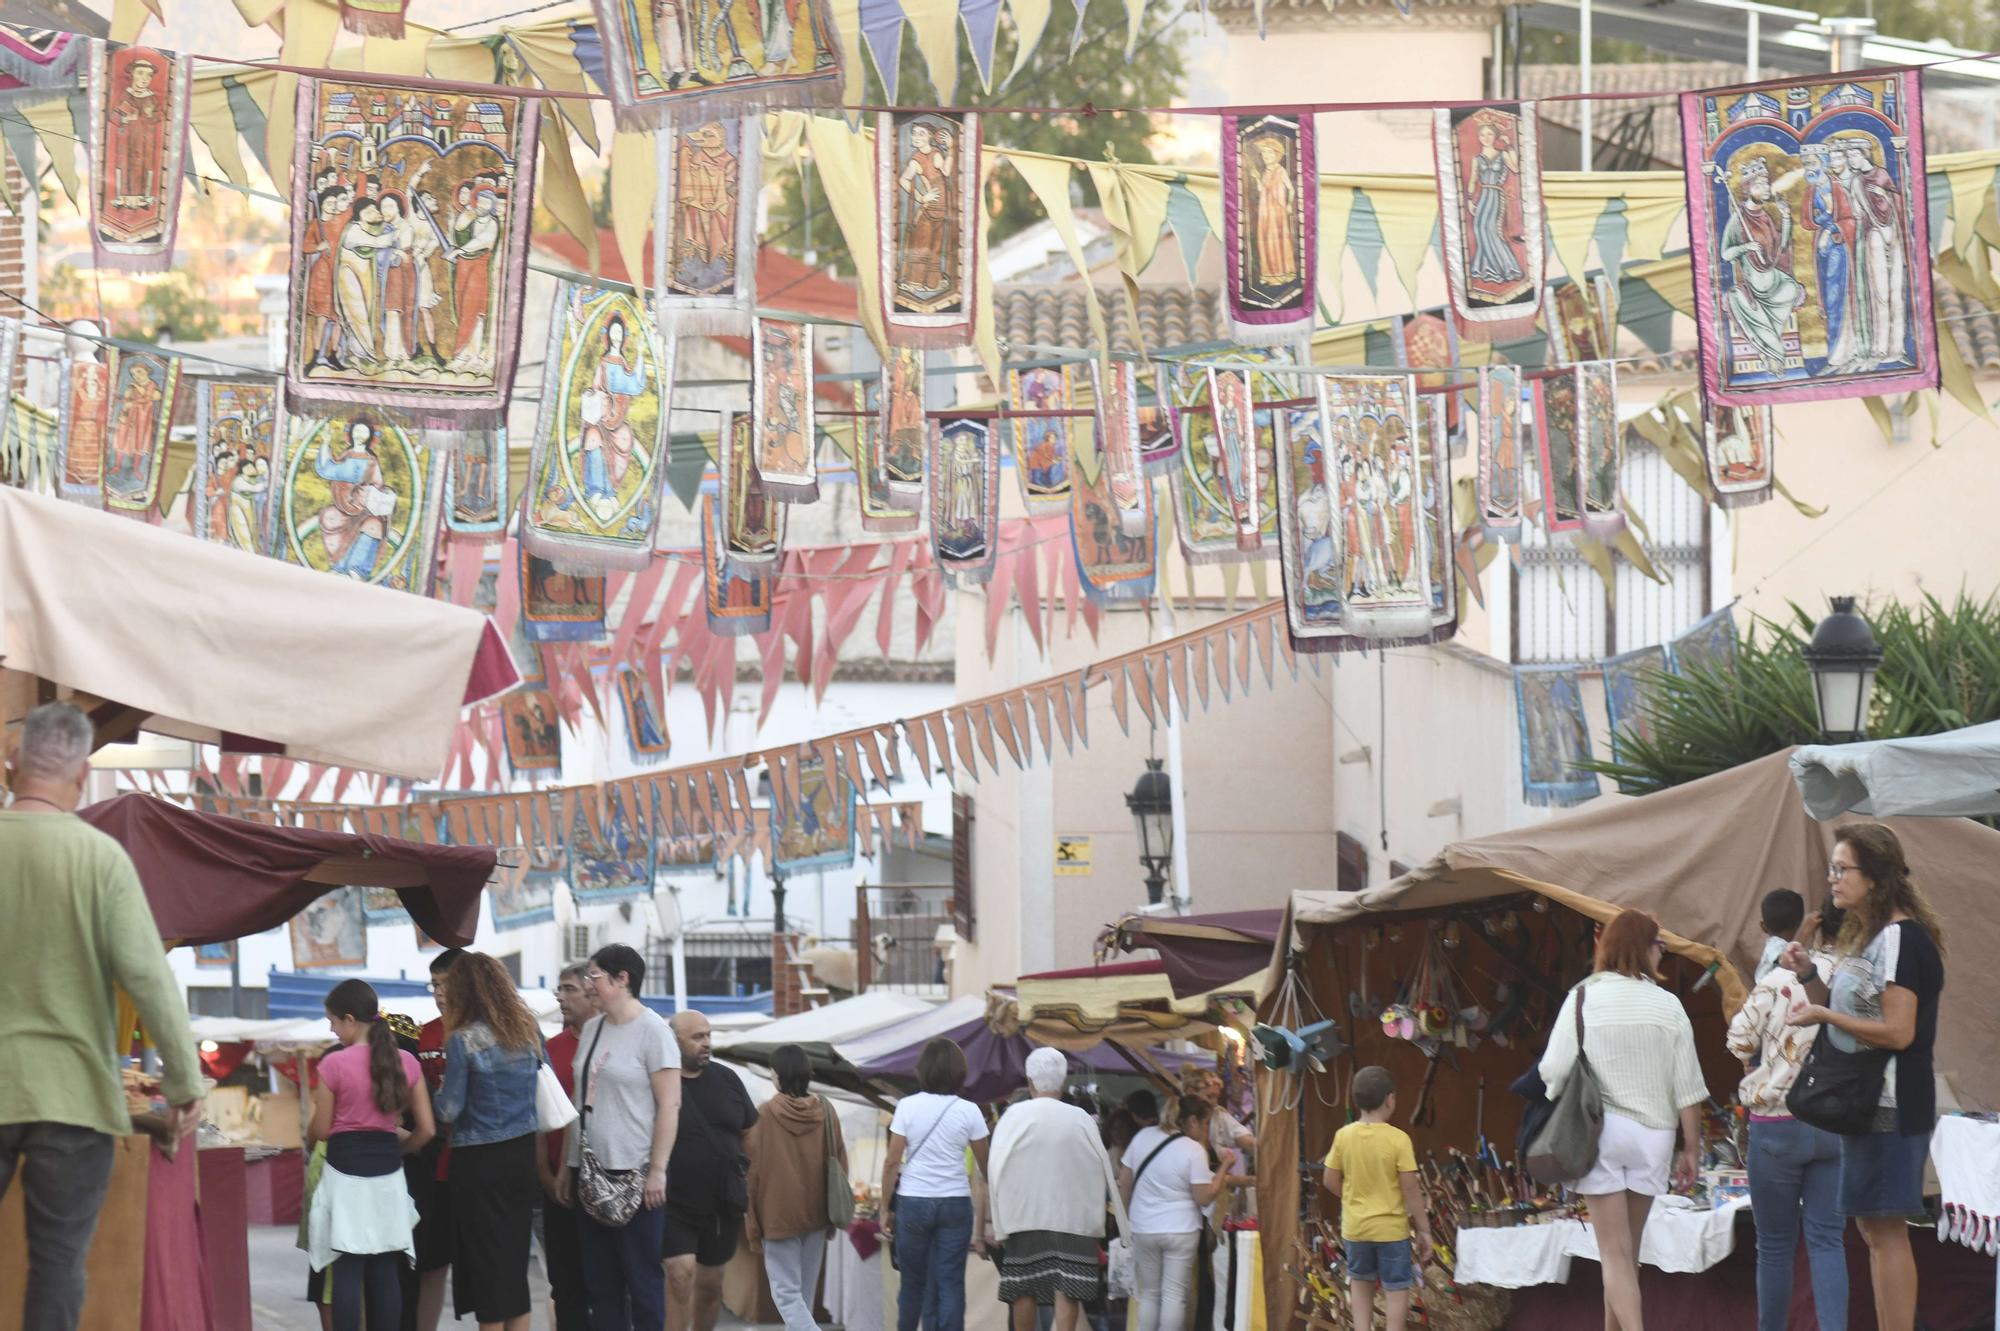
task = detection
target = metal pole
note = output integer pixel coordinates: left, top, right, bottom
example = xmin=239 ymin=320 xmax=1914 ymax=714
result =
xmin=1746 ymin=11 xmax=1760 ymax=75
xmin=668 ymin=887 xmax=689 ymax=1014
xmin=1152 ymin=562 xmax=1192 ymax=914
xmin=1825 ymin=16 xmax=1875 ymax=72
xmin=1579 ymin=0 xmax=1594 ymax=172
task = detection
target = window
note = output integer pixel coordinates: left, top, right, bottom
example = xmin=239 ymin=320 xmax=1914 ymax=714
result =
xmin=1511 ymin=432 xmax=1711 ymax=663
xmin=187 ymin=986 xmax=269 ymax=1019
xmin=951 ymin=794 xmax=975 ymax=940
xmin=1336 ymin=833 xmax=1369 ymax=894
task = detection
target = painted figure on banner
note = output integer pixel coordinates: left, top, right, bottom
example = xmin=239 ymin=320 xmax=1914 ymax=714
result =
xmin=569 ymin=786 xmax=654 ymax=904
xmin=1221 ymin=111 xmax=1315 ymax=342
xmin=89 ymin=47 xmax=187 ymax=269
xmin=1070 ymin=418 xmax=1155 ymax=604
xmin=102 ymin=353 xmax=178 ymax=516
xmin=1415 ymin=393 xmax=1454 ymax=626
xmin=883 ymin=348 xmax=927 ymax=494
xmin=654 ymin=116 xmax=760 ymax=329
xmin=490 ymin=871 xmax=557 ymax=931
xmin=930 ymin=417 xmax=996 ymax=581
xmin=290 ymin=889 xmax=367 ymax=969
xmin=616 ymin=668 xmax=671 ymax=761
xmin=1007 ymin=366 xmax=1073 ymax=511
xmin=1328 ymin=375 xmax=1431 ymax=636
xmin=446 ymin=432 xmax=508 ymax=533
xmin=1547 ymin=282 xmax=1607 ymax=365
xmin=721 ymin=412 xmax=786 ymax=567
xmin=503 ymin=688 xmax=562 ymax=772
xmin=1397 ymin=313 xmax=1462 ymax=437
xmin=1136 ymin=366 xmax=1179 ymax=476
xmin=1684 ymin=71 xmax=1933 ymax=405
xmin=591 ymin=0 xmax=837 ymax=126
xmin=752 ymin=319 xmax=815 ymax=498
xmin=1516 ymin=667 xmax=1596 ymax=806
xmin=1532 ymin=370 xmax=1584 ymax=534
xmin=1206 ymin=367 xmax=1260 ymax=550
xmin=193 ymin=377 xmax=282 ymax=554
xmin=1703 ymin=403 xmax=1774 ymax=507
xmin=1168 ymin=357 xmax=1282 ymax=562
xmin=770 ymin=758 xmax=856 ymax=873
xmin=701 ymin=490 xmax=773 ymax=635
xmin=1431 ymin=103 xmax=1547 ymax=343
xmin=1603 ymin=645 xmax=1670 ymax=772
xmin=854 ymin=380 xmax=920 ymax=534
xmin=1578 ymin=363 xmax=1623 ymax=536
xmin=277 ymin=414 xmax=444 ymax=593
xmin=658 ymin=806 xmax=717 ymax=868
xmin=879 ymin=112 xmax=978 ymax=347
xmin=1275 ymin=384 xmax=1344 ymax=648
xmin=522 ymin=550 xmax=607 ymax=641
xmin=58 ymin=358 xmax=109 ymax=502
xmin=1478 ymin=364 xmax=1522 ymax=539
xmin=1092 ymin=359 xmax=1149 ymax=538
xmin=1673 ymin=607 xmax=1740 ymax=677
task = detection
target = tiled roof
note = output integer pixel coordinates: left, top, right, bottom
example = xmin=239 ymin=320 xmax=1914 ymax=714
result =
xmin=993 ymin=284 xmax=1225 ymax=354
xmin=1936 ymin=281 xmax=2000 ymax=370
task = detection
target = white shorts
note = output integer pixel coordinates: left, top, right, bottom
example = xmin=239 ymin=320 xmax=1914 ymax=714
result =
xmin=1572 ymin=1112 xmax=1675 ymax=1197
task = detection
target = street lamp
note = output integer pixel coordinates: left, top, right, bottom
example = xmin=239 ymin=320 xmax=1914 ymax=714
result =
xmin=755 ymin=771 xmax=789 ymax=934
xmin=1803 ymin=596 xmax=1883 ymax=743
xmin=1125 ymin=758 xmax=1174 ymax=906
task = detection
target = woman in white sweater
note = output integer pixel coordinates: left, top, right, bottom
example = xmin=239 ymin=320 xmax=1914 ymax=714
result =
xmin=1539 ymin=909 xmax=1708 ymax=1331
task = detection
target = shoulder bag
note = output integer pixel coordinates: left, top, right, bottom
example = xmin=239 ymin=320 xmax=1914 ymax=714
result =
xmin=1108 ymin=1132 xmax=1185 ymax=1299
xmin=820 ymin=1095 xmax=856 ymax=1228
xmin=1786 ymin=1026 xmax=1890 ymax=1135
xmin=1525 ymin=984 xmax=1605 ymax=1184
xmin=537 ymin=1051 xmax=579 ymax=1135
xmin=574 ymin=1020 xmax=645 ymax=1228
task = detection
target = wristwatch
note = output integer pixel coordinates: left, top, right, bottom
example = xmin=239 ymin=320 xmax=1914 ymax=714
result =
xmin=1793 ymin=963 xmax=1820 ymax=986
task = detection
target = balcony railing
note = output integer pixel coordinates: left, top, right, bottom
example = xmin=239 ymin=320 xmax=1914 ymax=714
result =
xmin=854 ymin=884 xmax=954 ymax=995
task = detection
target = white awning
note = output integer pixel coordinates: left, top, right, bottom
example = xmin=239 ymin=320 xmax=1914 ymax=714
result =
xmin=1790 ymin=722 xmax=2000 ymax=819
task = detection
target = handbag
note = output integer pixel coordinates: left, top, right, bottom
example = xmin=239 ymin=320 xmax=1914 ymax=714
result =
xmin=1786 ymin=1026 xmax=1890 ymax=1135
xmin=537 ymin=1058 xmax=579 ymax=1134
xmin=1107 ymin=1133 xmax=1182 ymax=1299
xmin=820 ymin=1095 xmax=856 ymax=1229
xmin=1525 ymin=983 xmax=1605 ymax=1185
xmin=574 ymin=1020 xmax=645 ymax=1228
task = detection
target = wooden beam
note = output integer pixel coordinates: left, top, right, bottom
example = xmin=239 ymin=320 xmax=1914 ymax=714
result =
xmin=85 ymin=702 xmax=152 ymax=751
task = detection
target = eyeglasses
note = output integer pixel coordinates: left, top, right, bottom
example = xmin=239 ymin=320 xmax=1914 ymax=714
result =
xmin=1827 ymin=863 xmax=1858 ymax=882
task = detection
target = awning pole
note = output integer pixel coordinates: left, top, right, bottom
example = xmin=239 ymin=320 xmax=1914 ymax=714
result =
xmin=1579 ymin=0 xmax=1594 ymax=172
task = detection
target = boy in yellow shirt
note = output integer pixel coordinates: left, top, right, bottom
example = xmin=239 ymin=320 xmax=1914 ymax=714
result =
xmin=1320 ymin=1066 xmax=1434 ymax=1331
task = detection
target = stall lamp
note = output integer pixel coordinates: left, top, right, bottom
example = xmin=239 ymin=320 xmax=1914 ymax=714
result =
xmin=1802 ymin=596 xmax=1883 ymax=744
xmin=200 ymin=1041 xmax=219 ymax=1054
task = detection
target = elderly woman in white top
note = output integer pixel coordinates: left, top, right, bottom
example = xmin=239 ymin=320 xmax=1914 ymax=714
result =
xmin=987 ymin=1049 xmax=1131 ymax=1331
xmin=1539 ymin=909 xmax=1708 ymax=1331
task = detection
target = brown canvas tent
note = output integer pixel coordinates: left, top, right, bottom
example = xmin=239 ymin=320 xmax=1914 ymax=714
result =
xmin=1255 ymin=749 xmax=2000 ymax=1331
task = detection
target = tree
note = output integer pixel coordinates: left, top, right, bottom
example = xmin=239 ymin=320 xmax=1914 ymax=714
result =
xmin=767 ymin=0 xmax=1192 ymax=275
xmin=133 ymin=272 xmax=224 ymax=343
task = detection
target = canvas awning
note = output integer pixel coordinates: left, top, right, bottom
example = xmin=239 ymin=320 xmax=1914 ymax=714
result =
xmin=1103 ymin=909 xmax=1284 ymax=1000
xmin=0 ymin=486 xmax=516 ymax=779
xmin=712 ymin=991 xmax=938 ymax=1078
xmin=1789 ymin=722 xmax=2000 ymax=819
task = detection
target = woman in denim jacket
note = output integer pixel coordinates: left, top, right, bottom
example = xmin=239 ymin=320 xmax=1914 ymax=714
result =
xmin=436 ymin=951 xmax=544 ymax=1331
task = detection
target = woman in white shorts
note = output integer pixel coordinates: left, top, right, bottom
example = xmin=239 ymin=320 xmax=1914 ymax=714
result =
xmin=1539 ymin=909 xmax=1708 ymax=1331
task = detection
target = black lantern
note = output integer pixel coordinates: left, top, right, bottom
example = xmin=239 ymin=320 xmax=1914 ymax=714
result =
xmin=1802 ymin=596 xmax=1883 ymax=744
xmin=1125 ymin=758 xmax=1174 ymax=906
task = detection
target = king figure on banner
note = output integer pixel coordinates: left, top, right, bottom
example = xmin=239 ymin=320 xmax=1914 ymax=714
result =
xmin=592 ymin=0 xmax=839 ymax=126
xmin=1433 ymin=103 xmax=1545 ymax=341
xmin=103 ymin=351 xmax=180 ymax=520
xmin=1221 ymin=111 xmax=1316 ymax=344
xmin=87 ymin=44 xmax=189 ymax=272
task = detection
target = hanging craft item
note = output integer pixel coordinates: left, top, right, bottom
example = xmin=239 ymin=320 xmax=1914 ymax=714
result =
xmin=56 ymin=354 xmax=109 ymax=508
xmin=1207 ymin=366 xmax=1263 ymax=553
xmin=1672 ymin=606 xmax=1739 ymax=677
xmin=1513 ymin=664 xmax=1598 ymax=807
xmin=0 ymin=26 xmax=88 ymax=102
xmin=1477 ymin=364 xmax=1522 ymax=541
xmin=1602 ymin=643 xmax=1669 ymax=772
xmin=290 ymin=889 xmax=367 ymax=969
xmin=86 ymin=44 xmax=189 ymax=273
xmin=285 ymin=76 xmax=540 ymax=428
xmin=1006 ymin=365 xmax=1074 ymax=513
xmin=1220 ymin=110 xmax=1316 ymax=345
xmin=652 ymin=115 xmax=760 ymax=332
xmin=701 ymin=490 xmax=773 ymax=636
xmin=1136 ymin=364 xmax=1180 ymax=477
xmin=569 ymin=785 xmax=655 ymax=904
xmin=1683 ymin=70 xmax=1934 ymax=406
xmin=521 ymin=547 xmax=607 ymax=642
xmin=852 ymin=381 xmax=922 ymax=535
xmin=1333 ymin=373 xmax=1432 ymax=638
xmin=878 ymin=111 xmax=980 ymax=349
xmin=770 ymin=755 xmax=857 ymax=873
xmin=1274 ymin=378 xmax=1344 ymax=652
xmin=192 ymin=375 xmax=284 ymax=555
xmin=340 ymin=0 xmax=409 ymax=38
xmin=590 ymin=0 xmax=840 ymax=128
xmin=1530 ymin=368 xmax=1585 ymax=535
xmin=616 ymin=667 xmax=672 ymax=762
xmin=1394 ymin=312 xmax=1463 ymax=450
xmin=525 ymin=283 xmax=673 ymax=570
xmin=1167 ymin=356 xmax=1282 ymax=565
xmin=1547 ymin=282 xmax=1608 ymax=364
xmin=881 ymin=347 xmax=928 ymax=497
xmin=1432 ymin=101 xmax=1545 ymax=342
xmin=101 ymin=350 xmax=180 ymax=521
xmin=445 ymin=431 xmax=509 ymax=534
xmin=502 ymin=686 xmax=563 ymax=773
xmin=1092 ymin=358 xmax=1150 ymax=538
xmin=751 ymin=318 xmax=817 ymax=500
xmin=1415 ymin=389 xmax=1456 ymax=631
xmin=718 ymin=410 xmax=786 ymax=571
xmin=1577 ymin=361 xmax=1624 ymax=539
xmin=274 ymin=413 xmax=447 ymax=595
xmin=929 ymin=415 xmax=1000 ymax=586
xmin=1070 ymin=407 xmax=1156 ymax=605
xmin=1702 ymin=402 xmax=1775 ymax=508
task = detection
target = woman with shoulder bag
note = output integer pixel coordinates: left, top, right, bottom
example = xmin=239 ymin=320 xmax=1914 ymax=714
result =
xmin=1782 ymin=823 xmax=1946 ymax=1331
xmin=1117 ymin=1096 xmax=1235 ymax=1331
xmin=557 ymin=945 xmax=682 ymax=1331
xmin=881 ymin=1039 xmax=992 ymax=1331
xmin=1537 ymin=910 xmax=1707 ymax=1331
xmin=745 ymin=1044 xmax=850 ymax=1331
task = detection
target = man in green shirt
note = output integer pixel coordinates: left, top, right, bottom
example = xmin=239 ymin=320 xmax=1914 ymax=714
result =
xmin=0 ymin=702 xmax=203 ymax=1331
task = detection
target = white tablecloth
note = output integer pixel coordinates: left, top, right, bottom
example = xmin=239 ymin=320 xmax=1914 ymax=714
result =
xmin=1453 ymin=1196 xmax=1750 ymax=1289
xmin=1931 ymin=1115 xmax=2000 ymax=1329
xmin=824 ymin=1229 xmax=884 ymax=1331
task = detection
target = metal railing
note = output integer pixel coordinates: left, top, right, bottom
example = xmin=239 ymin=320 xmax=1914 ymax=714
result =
xmin=854 ymin=884 xmax=954 ymax=994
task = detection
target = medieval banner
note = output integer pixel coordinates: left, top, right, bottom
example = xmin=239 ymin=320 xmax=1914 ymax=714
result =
xmin=362 ymin=886 xmax=410 ymax=924
xmin=719 ymin=410 xmax=786 ymax=570
xmin=652 ymin=115 xmax=760 ymax=332
xmin=1329 ymin=373 xmax=1432 ymax=639
xmin=445 ymin=431 xmax=510 ymax=534
xmin=1602 ymin=643 xmax=1669 ymax=774
xmin=0 ymin=26 xmax=88 ymax=100
xmin=1006 ymin=365 xmax=1075 ymax=513
xmin=290 ymin=889 xmax=367 ymax=969
xmin=521 ymin=547 xmax=607 ymax=642
xmin=1682 ymin=70 xmax=1935 ymax=406
xmin=1703 ymin=402 xmax=1775 ymax=508
xmin=1416 ymin=389 xmax=1456 ymax=632
xmin=502 ymin=686 xmax=563 ymax=773
xmin=341 ymin=0 xmax=410 ymax=38
xmin=1577 ymin=360 xmax=1624 ymax=539
xmin=491 ymin=871 xmax=558 ymax=931
xmin=878 ymin=111 xmax=980 ymax=349
xmin=56 ymin=355 xmax=109 ymax=507
xmin=525 ymin=283 xmax=673 ymax=569
xmin=1274 ymin=379 xmax=1344 ymax=652
xmin=285 ymin=76 xmax=540 ymax=427
xmin=881 ymin=347 xmax=928 ymax=497
xmin=1514 ymin=665 xmax=1598 ymax=807
xmin=1547 ymin=281 xmax=1608 ymax=364
xmin=853 ymin=379 xmax=921 ymax=535
xmin=569 ymin=784 xmax=655 ymax=905
xmin=1672 ymin=605 xmax=1740 ymax=677
xmin=701 ymin=489 xmax=773 ymax=636
xmin=1168 ymin=357 xmax=1281 ymax=565
xmin=192 ymin=375 xmax=283 ymax=555
xmin=1092 ymin=358 xmax=1150 ymax=538
xmin=275 ymin=413 xmax=447 ymax=595
xmin=1531 ymin=368 xmax=1585 ymax=536
xmin=770 ymin=756 xmax=857 ymax=872
xmin=1070 ymin=407 xmax=1156 ymax=605
xmin=1477 ymin=363 xmax=1523 ymax=541
xmin=590 ymin=0 xmax=840 ymax=128
xmin=102 ymin=350 xmax=179 ymax=521
xmin=751 ymin=318 xmax=817 ymax=500
xmin=87 ymin=44 xmax=190 ymax=272
xmin=929 ymin=415 xmax=1000 ymax=586
xmin=1207 ymin=366 xmax=1263 ymax=554
xmin=1432 ymin=101 xmax=1545 ymax=342
xmin=1221 ymin=110 xmax=1316 ymax=345
xmin=617 ymin=666 xmax=672 ymax=762
xmin=1136 ymin=364 xmax=1180 ymax=477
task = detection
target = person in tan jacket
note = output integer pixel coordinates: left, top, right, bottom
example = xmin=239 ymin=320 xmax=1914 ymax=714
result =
xmin=746 ymin=1045 xmax=849 ymax=1331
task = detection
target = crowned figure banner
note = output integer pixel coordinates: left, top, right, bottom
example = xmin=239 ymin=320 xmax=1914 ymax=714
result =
xmin=653 ymin=115 xmax=760 ymax=332
xmin=285 ymin=77 xmax=540 ymax=428
xmin=878 ymin=111 xmax=980 ymax=349
xmin=590 ymin=0 xmax=841 ymax=128
xmin=1221 ymin=111 xmax=1316 ymax=345
xmin=87 ymin=44 xmax=190 ymax=273
xmin=929 ymin=415 xmax=1000 ymax=586
xmin=1432 ymin=102 xmax=1545 ymax=342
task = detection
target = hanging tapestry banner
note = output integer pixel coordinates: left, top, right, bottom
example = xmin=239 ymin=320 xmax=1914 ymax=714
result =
xmin=590 ymin=0 xmax=840 ymax=128
xmin=362 ymin=886 xmax=409 ymax=924
xmin=1477 ymin=364 xmax=1523 ymax=541
xmin=1547 ymin=281 xmax=1609 ymax=364
xmin=521 ymin=547 xmax=607 ymax=642
xmin=340 ymin=0 xmax=410 ymax=38
xmin=770 ymin=755 xmax=857 ymax=873
xmin=491 ymin=871 xmax=558 ymax=931
xmin=290 ymin=889 xmax=367 ymax=970
xmin=1703 ymin=402 xmax=1775 ymax=508
xmin=525 ymin=283 xmax=673 ymax=570
xmin=652 ymin=115 xmax=760 ymax=332
xmin=102 ymin=350 xmax=180 ymax=521
xmin=1530 ymin=368 xmax=1584 ymax=536
xmin=1092 ymin=358 xmax=1150 ymax=538
xmin=1136 ymin=364 xmax=1180 ymax=478
xmin=1331 ymin=373 xmax=1432 ymax=638
xmin=881 ymin=348 xmax=928 ymax=497
xmin=853 ymin=380 xmax=922 ymax=534
xmin=193 ymin=942 xmax=234 ymax=967
xmin=1275 ymin=378 xmax=1344 ymax=652
xmin=1672 ymin=605 xmax=1739 ymax=677
xmin=1220 ymin=110 xmax=1316 ymax=345
xmin=657 ymin=797 xmax=718 ymax=868
xmin=502 ymin=686 xmax=563 ymax=772
xmin=1070 ymin=406 xmax=1156 ymax=605
xmin=569 ymin=784 xmax=655 ymax=904
xmin=878 ymin=111 xmax=980 ymax=349
xmin=752 ymin=317 xmax=817 ymax=500
xmin=192 ymin=375 xmax=283 ymax=555
xmin=617 ymin=666 xmax=672 ymax=762
xmin=275 ymin=413 xmax=446 ymax=594
xmin=86 ymin=45 xmax=190 ymax=273
xmin=1206 ymin=366 xmax=1263 ymax=553
xmin=1602 ymin=643 xmax=1669 ymax=774
xmin=0 ymin=26 xmax=88 ymax=100
xmin=930 ymin=415 xmax=1000 ymax=586
xmin=56 ymin=355 xmax=109 ymax=508
xmin=285 ymin=76 xmax=540 ymax=428
xmin=719 ymin=410 xmax=786 ymax=571
xmin=1006 ymin=364 xmax=1075 ymax=513
xmin=445 ymin=431 xmax=510 ymax=534
xmin=1415 ymin=389 xmax=1456 ymax=632
xmin=1682 ymin=70 xmax=1935 ymax=406
xmin=1514 ymin=665 xmax=1598 ymax=807
xmin=1167 ymin=356 xmax=1282 ymax=565
xmin=1578 ymin=361 xmax=1624 ymax=539
xmin=1395 ymin=313 xmax=1463 ymax=448
xmin=701 ymin=489 xmax=773 ymax=636
xmin=1432 ymin=101 xmax=1545 ymax=342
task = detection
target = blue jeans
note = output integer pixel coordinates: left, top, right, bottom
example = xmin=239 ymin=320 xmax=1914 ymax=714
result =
xmin=578 ymin=1204 xmax=667 ymax=1331
xmin=1748 ymin=1118 xmax=1847 ymax=1331
xmin=894 ymin=1194 xmax=973 ymax=1331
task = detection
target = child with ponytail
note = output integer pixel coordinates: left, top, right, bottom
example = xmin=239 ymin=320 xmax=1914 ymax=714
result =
xmin=308 ymin=978 xmax=436 ymax=1331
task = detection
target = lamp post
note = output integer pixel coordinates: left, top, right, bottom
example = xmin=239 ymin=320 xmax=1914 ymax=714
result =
xmin=1803 ymin=596 xmax=1883 ymax=743
xmin=754 ymin=771 xmax=789 ymax=933
xmin=1125 ymin=758 xmax=1175 ymax=907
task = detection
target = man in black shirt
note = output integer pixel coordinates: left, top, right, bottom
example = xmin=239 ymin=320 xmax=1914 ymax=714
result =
xmin=664 ymin=1009 xmax=759 ymax=1331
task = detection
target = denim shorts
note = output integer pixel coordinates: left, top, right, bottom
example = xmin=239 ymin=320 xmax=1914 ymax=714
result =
xmin=1838 ymin=1128 xmax=1932 ymax=1218
xmin=1345 ymin=1238 xmax=1415 ymax=1291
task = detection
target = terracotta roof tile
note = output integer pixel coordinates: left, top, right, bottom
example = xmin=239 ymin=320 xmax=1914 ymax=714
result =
xmin=994 ymin=283 xmax=1225 ymax=355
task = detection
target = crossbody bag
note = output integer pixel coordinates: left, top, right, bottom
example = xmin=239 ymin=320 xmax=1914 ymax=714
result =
xmin=574 ymin=1020 xmax=646 ymax=1228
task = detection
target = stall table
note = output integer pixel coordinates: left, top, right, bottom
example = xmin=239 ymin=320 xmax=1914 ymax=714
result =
xmin=1453 ymin=1196 xmax=1748 ymax=1288
xmin=1933 ymin=1115 xmax=2000 ymax=1330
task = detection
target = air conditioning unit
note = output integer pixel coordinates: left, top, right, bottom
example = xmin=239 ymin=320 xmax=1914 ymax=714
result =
xmin=565 ymin=923 xmax=594 ymax=962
